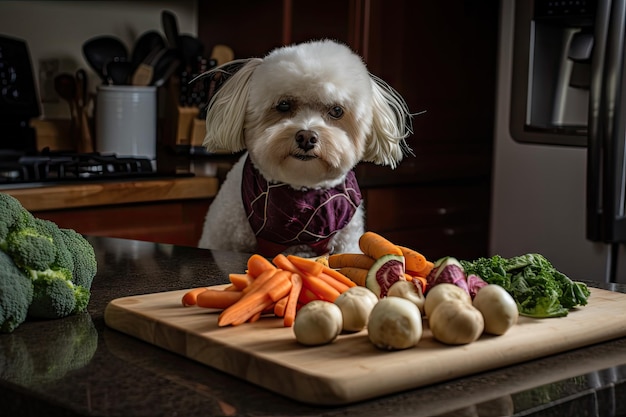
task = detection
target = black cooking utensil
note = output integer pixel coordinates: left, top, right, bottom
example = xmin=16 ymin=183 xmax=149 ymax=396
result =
xmin=178 ymin=34 xmax=204 ymax=72
xmin=105 ymin=60 xmax=132 ymax=85
xmin=131 ymin=30 xmax=166 ymax=71
xmin=151 ymin=48 xmax=180 ymax=87
xmin=82 ymin=35 xmax=128 ymax=83
xmin=161 ymin=10 xmax=180 ymax=50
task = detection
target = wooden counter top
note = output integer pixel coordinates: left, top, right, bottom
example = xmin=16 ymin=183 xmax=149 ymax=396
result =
xmin=2 ymin=175 xmax=219 ymax=211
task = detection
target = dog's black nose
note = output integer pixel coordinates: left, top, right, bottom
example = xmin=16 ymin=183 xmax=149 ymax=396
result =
xmin=295 ymin=130 xmax=318 ymax=152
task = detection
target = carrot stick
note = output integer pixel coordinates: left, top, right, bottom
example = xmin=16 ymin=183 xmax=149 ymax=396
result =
xmin=246 ymin=254 xmax=276 ymax=278
xmin=248 ymin=311 xmax=263 ymax=323
xmin=218 ymin=270 xmax=292 ymax=326
xmin=196 ymin=289 xmax=243 ymax=309
xmin=318 ymin=271 xmax=350 ymax=293
xmin=218 ymin=291 xmax=270 ymax=326
xmin=273 ymin=296 xmax=288 ymax=317
xmin=415 ymin=260 xmax=435 ymax=277
xmin=398 ymin=246 xmax=428 ymax=273
xmin=272 ymin=254 xmax=300 ymax=274
xmin=358 ymin=231 xmax=403 ymax=259
xmin=300 ymin=273 xmax=341 ymax=302
xmin=284 ymin=273 xmax=303 ymax=327
xmin=298 ymin=287 xmax=319 ymax=304
xmin=328 ymin=253 xmax=376 ymax=270
xmin=338 ymin=267 xmax=369 ymax=287
xmin=286 ymin=255 xmax=324 ymax=276
xmin=242 ymin=268 xmax=277 ymax=294
xmin=267 ymin=271 xmax=293 ymax=302
xmin=182 ymin=287 xmax=209 ymax=306
xmin=321 ymin=265 xmax=357 ymax=288
xmin=229 ymin=273 xmax=254 ymax=290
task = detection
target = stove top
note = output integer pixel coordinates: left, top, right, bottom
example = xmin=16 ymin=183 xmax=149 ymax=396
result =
xmin=0 ymin=150 xmax=159 ymax=185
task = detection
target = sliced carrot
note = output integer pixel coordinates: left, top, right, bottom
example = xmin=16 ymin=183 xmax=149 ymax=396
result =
xmin=267 ymin=271 xmax=293 ymax=302
xmin=242 ymin=268 xmax=277 ymax=294
xmin=248 ymin=311 xmax=263 ymax=323
xmin=272 ymin=253 xmax=300 ymax=274
xmin=328 ymin=253 xmax=376 ymax=270
xmin=218 ymin=270 xmax=292 ymax=326
xmin=182 ymin=287 xmax=209 ymax=306
xmin=229 ymin=273 xmax=254 ymax=290
xmin=416 ymin=260 xmax=435 ymax=277
xmin=284 ymin=273 xmax=303 ymax=327
xmin=298 ymin=287 xmax=319 ymax=304
xmin=196 ymin=289 xmax=243 ymax=309
xmin=286 ymin=255 xmax=324 ymax=276
xmin=321 ymin=265 xmax=357 ymax=288
xmin=247 ymin=254 xmax=276 ymax=278
xmin=301 ymin=273 xmax=341 ymax=302
xmin=338 ymin=266 xmax=369 ymax=287
xmin=398 ymin=246 xmax=428 ymax=273
xmin=223 ymin=284 xmax=240 ymax=291
xmin=358 ymin=231 xmax=403 ymax=259
xmin=318 ymin=271 xmax=350 ymax=293
xmin=273 ymin=296 xmax=288 ymax=317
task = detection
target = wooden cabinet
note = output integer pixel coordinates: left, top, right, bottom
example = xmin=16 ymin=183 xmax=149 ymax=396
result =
xmin=34 ymin=200 xmax=211 ymax=247
xmin=197 ymin=0 xmax=498 ymax=259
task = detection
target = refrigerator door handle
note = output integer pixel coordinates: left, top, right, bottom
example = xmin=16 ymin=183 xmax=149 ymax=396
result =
xmin=601 ymin=0 xmax=626 ymax=242
xmin=587 ymin=0 xmax=612 ymax=243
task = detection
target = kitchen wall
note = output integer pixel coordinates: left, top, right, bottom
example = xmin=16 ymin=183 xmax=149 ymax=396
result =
xmin=0 ymin=1 xmax=197 ymax=119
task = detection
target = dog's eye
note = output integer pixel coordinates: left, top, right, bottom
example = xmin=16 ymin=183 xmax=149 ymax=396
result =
xmin=329 ymin=106 xmax=344 ymax=119
xmin=276 ymin=100 xmax=291 ymax=113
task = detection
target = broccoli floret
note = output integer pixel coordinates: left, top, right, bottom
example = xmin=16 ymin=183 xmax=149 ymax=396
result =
xmin=0 ymin=193 xmax=33 ymax=244
xmin=28 ymin=268 xmax=78 ymax=319
xmin=58 ymin=228 xmax=97 ymax=290
xmin=0 ymin=192 xmax=98 ymax=328
xmin=0 ymin=250 xmax=34 ymax=333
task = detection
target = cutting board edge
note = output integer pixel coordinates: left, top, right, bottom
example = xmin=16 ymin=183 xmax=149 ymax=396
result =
xmin=103 ymin=287 xmax=626 ymax=406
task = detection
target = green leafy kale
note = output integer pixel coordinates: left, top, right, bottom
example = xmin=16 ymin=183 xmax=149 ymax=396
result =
xmin=460 ymin=253 xmax=590 ymax=318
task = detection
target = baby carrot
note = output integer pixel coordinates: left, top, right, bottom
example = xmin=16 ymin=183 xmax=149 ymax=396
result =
xmin=246 ymin=254 xmax=276 ymax=278
xmin=182 ymin=287 xmax=209 ymax=306
xmin=284 ymin=273 xmax=303 ymax=327
xmin=272 ymin=253 xmax=300 ymax=275
xmin=196 ymin=289 xmax=243 ymax=309
xmin=267 ymin=271 xmax=293 ymax=302
xmin=338 ymin=267 xmax=369 ymax=287
xmin=358 ymin=231 xmax=403 ymax=259
xmin=398 ymin=246 xmax=428 ymax=273
xmin=328 ymin=253 xmax=376 ymax=270
xmin=286 ymin=255 xmax=324 ymax=276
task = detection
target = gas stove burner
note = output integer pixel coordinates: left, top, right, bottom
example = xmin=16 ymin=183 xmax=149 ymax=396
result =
xmin=0 ymin=151 xmax=156 ymax=184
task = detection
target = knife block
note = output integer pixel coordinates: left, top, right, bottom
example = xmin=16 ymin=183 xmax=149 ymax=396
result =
xmin=163 ymin=77 xmax=206 ymax=147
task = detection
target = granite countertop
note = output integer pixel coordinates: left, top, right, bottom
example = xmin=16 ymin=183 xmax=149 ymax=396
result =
xmin=1 ymin=236 xmax=626 ymax=417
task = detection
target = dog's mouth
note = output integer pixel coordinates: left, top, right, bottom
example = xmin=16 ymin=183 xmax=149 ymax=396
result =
xmin=290 ymin=153 xmax=318 ymax=162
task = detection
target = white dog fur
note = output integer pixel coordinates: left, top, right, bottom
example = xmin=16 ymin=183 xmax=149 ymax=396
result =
xmin=198 ymin=39 xmax=412 ymax=257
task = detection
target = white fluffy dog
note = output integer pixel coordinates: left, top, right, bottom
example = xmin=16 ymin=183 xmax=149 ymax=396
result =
xmin=198 ymin=39 xmax=412 ymax=257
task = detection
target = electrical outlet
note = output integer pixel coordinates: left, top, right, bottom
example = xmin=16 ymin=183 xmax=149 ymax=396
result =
xmin=39 ymin=58 xmax=60 ymax=103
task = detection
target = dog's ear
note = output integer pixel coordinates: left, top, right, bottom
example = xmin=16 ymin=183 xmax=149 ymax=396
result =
xmin=362 ymin=74 xmax=414 ymax=168
xmin=202 ymin=58 xmax=263 ymax=153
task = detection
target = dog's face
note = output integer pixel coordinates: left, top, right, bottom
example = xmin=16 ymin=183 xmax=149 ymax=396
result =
xmin=244 ymin=41 xmax=374 ymax=188
xmin=203 ymin=40 xmax=413 ymax=189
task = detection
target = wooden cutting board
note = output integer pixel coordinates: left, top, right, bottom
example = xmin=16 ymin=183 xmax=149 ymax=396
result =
xmin=104 ymin=287 xmax=626 ymax=405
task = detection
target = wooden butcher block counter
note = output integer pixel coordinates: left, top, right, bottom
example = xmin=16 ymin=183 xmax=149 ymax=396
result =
xmin=105 ymin=285 xmax=626 ymax=405
xmin=1 ymin=175 xmax=219 ymax=246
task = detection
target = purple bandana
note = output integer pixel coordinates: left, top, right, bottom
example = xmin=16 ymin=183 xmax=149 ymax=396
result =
xmin=241 ymin=156 xmax=362 ymax=257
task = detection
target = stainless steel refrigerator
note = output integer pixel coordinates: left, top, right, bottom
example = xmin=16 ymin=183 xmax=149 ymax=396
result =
xmin=491 ymin=0 xmax=626 ymax=283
